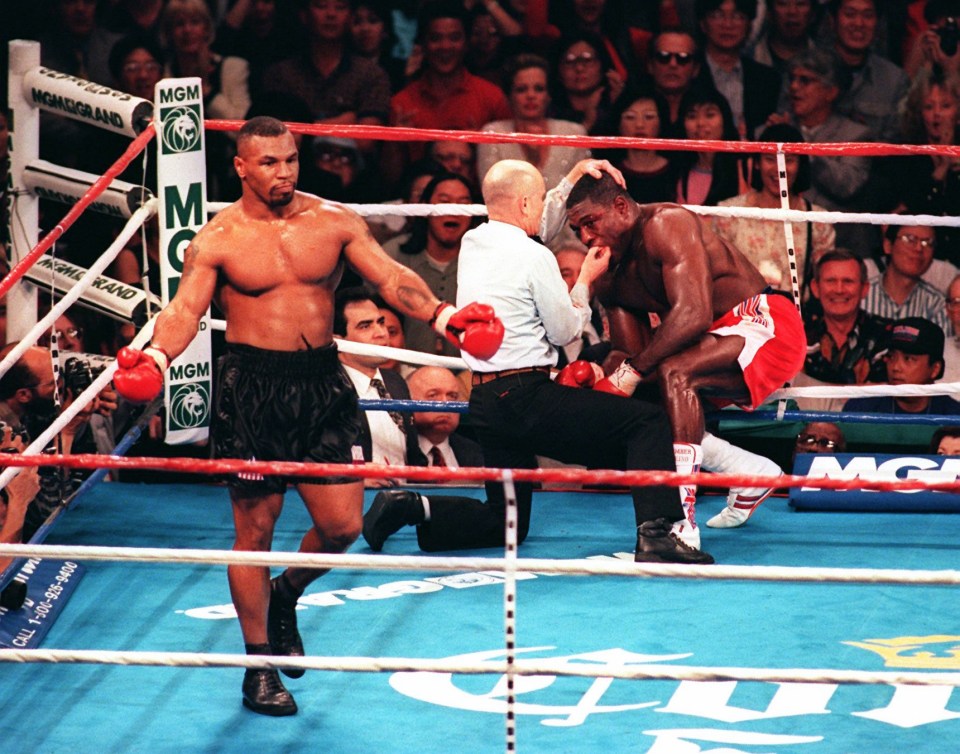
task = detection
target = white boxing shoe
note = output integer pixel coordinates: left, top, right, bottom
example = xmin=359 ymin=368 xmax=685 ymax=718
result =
xmin=670 ymin=519 xmax=701 ymax=549
xmin=706 ymin=472 xmax=783 ymax=528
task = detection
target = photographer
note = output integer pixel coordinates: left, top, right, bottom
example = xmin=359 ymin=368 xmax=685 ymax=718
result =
xmin=0 ymin=424 xmax=41 ymax=610
xmin=0 ymin=344 xmax=107 ymax=541
xmin=906 ymin=0 xmax=960 ymax=77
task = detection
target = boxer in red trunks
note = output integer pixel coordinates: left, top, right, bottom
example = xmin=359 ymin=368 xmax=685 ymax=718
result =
xmin=564 ymin=172 xmax=805 ymax=543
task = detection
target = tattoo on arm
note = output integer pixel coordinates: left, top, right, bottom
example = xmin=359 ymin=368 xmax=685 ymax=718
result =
xmin=396 ymin=285 xmax=432 ymax=316
xmin=180 ymin=243 xmax=199 ymax=283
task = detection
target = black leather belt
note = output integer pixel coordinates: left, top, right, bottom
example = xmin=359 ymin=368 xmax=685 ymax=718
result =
xmin=471 ymin=366 xmax=551 ymax=386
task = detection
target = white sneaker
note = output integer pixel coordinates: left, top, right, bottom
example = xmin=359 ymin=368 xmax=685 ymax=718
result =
xmin=706 ymin=472 xmax=783 ymax=529
xmin=671 ymin=519 xmax=701 ymax=548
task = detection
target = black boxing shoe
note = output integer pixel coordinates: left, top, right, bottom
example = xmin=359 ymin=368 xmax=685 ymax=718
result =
xmin=634 ymin=518 xmax=715 ymax=565
xmin=0 ymin=581 xmax=27 ymax=611
xmin=362 ymin=490 xmax=425 ymax=552
xmin=268 ymin=577 xmax=305 ymax=679
xmin=242 ymin=668 xmax=298 ymax=716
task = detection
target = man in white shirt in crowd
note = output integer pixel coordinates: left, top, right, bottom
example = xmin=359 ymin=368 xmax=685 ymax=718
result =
xmin=363 ymin=158 xmax=714 ymax=564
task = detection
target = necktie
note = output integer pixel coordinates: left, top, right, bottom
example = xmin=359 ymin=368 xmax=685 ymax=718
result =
xmin=370 ymin=378 xmax=405 ymax=433
xmin=429 ymin=446 xmax=446 ymax=467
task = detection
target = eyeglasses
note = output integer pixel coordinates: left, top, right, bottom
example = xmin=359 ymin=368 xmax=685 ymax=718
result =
xmin=896 ymin=232 xmax=936 ymax=249
xmin=946 ymin=297 xmax=960 ymax=306
xmin=561 ymin=52 xmax=599 ymax=66
xmin=653 ymin=50 xmax=695 ymax=66
xmin=40 ymin=328 xmax=83 ymax=344
xmin=796 ymin=434 xmax=838 ymax=450
xmin=122 ymin=62 xmax=162 ymax=75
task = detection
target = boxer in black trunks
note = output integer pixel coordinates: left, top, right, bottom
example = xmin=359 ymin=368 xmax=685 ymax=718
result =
xmin=113 ymin=117 xmax=504 ymax=716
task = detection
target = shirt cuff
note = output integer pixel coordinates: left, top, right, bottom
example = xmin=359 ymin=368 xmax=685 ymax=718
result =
xmin=570 ymin=282 xmax=590 ymax=309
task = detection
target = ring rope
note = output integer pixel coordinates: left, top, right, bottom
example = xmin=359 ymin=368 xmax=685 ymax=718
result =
xmin=0 ymin=455 xmax=956 ymax=493
xmin=0 ymin=125 xmax=155 ymax=300
xmin=0 ymin=313 xmax=155 ymax=493
xmin=202 ymin=119 xmax=960 ymax=159
xmin=502 ymin=469 xmax=519 ymax=752
xmin=207 ymin=199 xmax=960 ymax=228
xmin=1 ymin=544 xmax=959 ymax=585
xmin=0 ymin=201 xmax=157 ymax=381
xmin=0 ymin=649 xmax=957 ymax=688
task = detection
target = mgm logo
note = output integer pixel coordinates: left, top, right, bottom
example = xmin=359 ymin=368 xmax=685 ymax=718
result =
xmin=169 ymin=381 xmax=210 ymax=429
xmin=160 ymin=104 xmax=202 ymax=154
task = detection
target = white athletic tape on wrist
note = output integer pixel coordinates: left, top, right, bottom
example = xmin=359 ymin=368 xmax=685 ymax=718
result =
xmin=608 ymin=361 xmax=641 ymax=395
xmin=433 ymin=304 xmax=455 ymax=335
xmin=143 ymin=347 xmax=169 ymax=373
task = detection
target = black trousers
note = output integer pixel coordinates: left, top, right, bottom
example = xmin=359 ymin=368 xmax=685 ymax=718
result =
xmin=416 ymin=371 xmax=683 ymax=552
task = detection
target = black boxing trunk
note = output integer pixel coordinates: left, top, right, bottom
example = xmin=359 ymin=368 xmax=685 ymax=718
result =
xmin=213 ymin=343 xmax=362 ymax=492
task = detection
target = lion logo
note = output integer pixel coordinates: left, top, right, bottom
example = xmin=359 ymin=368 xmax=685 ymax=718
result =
xmin=161 ymin=105 xmax=202 ymax=154
xmin=170 ymin=381 xmax=210 ymax=429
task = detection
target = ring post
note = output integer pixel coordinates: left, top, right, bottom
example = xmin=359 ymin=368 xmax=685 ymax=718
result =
xmin=154 ymin=78 xmax=212 ymax=444
xmin=7 ymin=40 xmax=40 ymax=342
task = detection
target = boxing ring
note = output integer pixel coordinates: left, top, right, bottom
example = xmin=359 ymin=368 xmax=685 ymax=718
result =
xmin=4 ymin=39 xmax=960 ymax=753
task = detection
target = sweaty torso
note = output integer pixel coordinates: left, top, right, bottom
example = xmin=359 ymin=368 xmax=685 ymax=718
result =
xmin=594 ymin=204 xmax=767 ymax=318
xmin=196 ymin=193 xmax=348 ymax=350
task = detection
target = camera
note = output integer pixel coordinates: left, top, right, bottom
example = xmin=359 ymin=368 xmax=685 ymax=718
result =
xmin=938 ymin=17 xmax=959 ymax=57
xmin=62 ymin=356 xmax=104 ymax=398
xmin=0 ymin=420 xmax=29 ymax=451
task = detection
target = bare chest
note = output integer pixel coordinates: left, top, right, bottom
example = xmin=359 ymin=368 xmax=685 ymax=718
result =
xmin=219 ymin=222 xmax=343 ymax=294
xmin=596 ymin=256 xmax=668 ymax=313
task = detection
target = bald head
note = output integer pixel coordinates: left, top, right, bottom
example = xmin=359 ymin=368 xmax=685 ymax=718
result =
xmin=482 ymin=160 xmax=545 ymax=233
xmin=406 ymin=366 xmax=463 ymax=442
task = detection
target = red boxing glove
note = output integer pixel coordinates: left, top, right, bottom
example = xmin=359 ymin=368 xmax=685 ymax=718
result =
xmin=556 ymin=360 xmax=604 ymax=388
xmin=114 ymin=346 xmax=167 ymax=403
xmin=432 ymin=302 xmax=505 ymax=360
xmin=594 ymin=360 xmax=642 ymax=397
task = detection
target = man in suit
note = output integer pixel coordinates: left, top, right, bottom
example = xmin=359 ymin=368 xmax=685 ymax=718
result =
xmin=334 ymin=287 xmax=418 ymax=484
xmin=405 ymin=366 xmax=483 ymax=469
xmin=694 ymin=0 xmax=782 ymax=138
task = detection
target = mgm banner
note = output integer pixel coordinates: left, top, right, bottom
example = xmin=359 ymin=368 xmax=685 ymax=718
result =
xmin=154 ymin=77 xmax=212 ymax=444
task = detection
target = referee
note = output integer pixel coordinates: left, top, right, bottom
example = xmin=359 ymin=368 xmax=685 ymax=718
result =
xmin=364 ymin=159 xmax=713 ymax=564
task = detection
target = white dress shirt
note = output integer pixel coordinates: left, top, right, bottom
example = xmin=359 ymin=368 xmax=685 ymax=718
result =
xmin=457 ymin=219 xmax=591 ymax=373
xmin=341 ymin=365 xmax=407 ymax=467
xmin=417 ymin=436 xmax=458 ymax=468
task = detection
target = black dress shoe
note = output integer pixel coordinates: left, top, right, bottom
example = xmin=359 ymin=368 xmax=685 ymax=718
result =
xmin=634 ymin=518 xmax=715 ymax=565
xmin=268 ymin=577 xmax=305 ymax=679
xmin=362 ymin=490 xmax=425 ymax=552
xmin=0 ymin=581 xmax=27 ymax=611
xmin=242 ymin=669 xmax=298 ymax=716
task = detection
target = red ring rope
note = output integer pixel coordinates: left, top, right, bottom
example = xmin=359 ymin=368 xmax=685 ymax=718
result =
xmin=2 ymin=453 xmax=957 ymax=494
xmin=204 ymin=119 xmax=960 ymax=158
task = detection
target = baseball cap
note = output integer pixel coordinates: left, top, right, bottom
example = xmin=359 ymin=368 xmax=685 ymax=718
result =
xmin=888 ymin=317 xmax=945 ymax=362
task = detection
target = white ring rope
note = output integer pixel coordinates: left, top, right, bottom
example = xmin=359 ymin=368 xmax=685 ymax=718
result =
xmin=210 ymin=324 xmax=960 ymax=401
xmin=2 ymin=543 xmax=959 ymax=586
xmin=206 ymin=200 xmax=960 ymax=229
xmin=0 ymin=199 xmax=157 ymax=381
xmin=1 ymin=648 xmax=958 ymax=688
xmin=770 ymin=380 xmax=960 ymax=400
